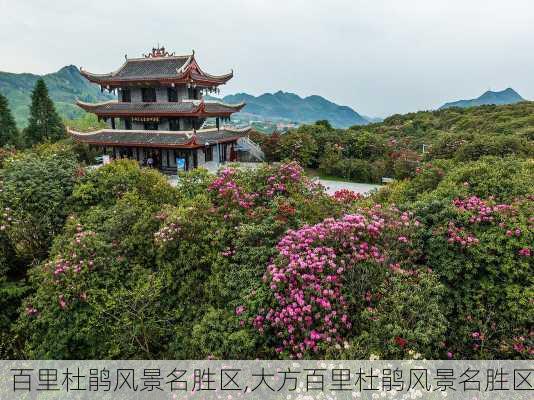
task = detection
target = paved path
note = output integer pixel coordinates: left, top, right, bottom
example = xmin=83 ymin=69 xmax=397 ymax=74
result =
xmin=168 ymin=163 xmax=382 ymax=195
xmin=318 ymin=179 xmax=382 ymax=195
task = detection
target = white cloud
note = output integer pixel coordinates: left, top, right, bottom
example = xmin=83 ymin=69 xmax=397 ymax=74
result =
xmin=1 ymin=0 xmax=533 ymax=116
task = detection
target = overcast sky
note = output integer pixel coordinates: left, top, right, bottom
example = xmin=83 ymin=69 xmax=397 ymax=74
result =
xmin=1 ymin=0 xmax=533 ymax=117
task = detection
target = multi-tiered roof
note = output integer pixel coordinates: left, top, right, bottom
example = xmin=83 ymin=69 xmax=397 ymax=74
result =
xmin=70 ymin=46 xmax=250 ymax=150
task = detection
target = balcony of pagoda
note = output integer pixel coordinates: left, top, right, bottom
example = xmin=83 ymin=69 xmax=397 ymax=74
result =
xmin=76 ymin=100 xmax=245 ymax=119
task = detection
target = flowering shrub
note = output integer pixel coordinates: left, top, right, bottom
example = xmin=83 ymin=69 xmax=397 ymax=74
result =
xmin=4 ymin=149 xmax=532 ymax=360
xmin=15 ymin=162 xmax=176 ymax=358
xmin=424 ymin=195 xmax=533 ymax=358
xmin=331 ymin=189 xmax=363 ymax=204
xmin=154 ymin=162 xmax=340 ymax=358
xmin=254 ymin=205 xmax=425 ymax=357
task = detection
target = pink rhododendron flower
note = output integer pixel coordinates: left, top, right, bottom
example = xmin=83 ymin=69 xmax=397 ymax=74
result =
xmin=519 ymin=247 xmax=531 ymax=257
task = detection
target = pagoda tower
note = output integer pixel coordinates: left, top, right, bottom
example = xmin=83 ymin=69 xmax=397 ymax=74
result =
xmin=69 ymin=46 xmax=259 ymax=173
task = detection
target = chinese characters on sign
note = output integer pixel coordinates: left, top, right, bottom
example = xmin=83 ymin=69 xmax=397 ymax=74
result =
xmin=2 ymin=361 xmax=533 ymax=400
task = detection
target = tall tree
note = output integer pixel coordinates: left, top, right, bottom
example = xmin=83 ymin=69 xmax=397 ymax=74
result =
xmin=24 ymin=79 xmax=65 ymax=146
xmin=0 ymin=92 xmax=19 ymax=147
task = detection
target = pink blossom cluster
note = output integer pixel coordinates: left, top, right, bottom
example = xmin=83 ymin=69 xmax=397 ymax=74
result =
xmin=154 ymin=222 xmax=180 ymax=244
xmin=48 ymin=228 xmax=97 ymax=277
xmin=331 ymin=189 xmax=362 ymax=204
xmin=208 ymin=167 xmax=257 ymax=209
xmin=518 ymin=247 xmax=531 ymax=257
xmin=25 ymin=305 xmax=38 ymax=317
xmin=512 ymin=335 xmax=534 ymax=355
xmin=221 ymin=247 xmax=236 ymax=257
xmin=256 ymin=208 xmax=419 ymax=357
xmin=452 ymin=196 xmax=510 ymax=224
xmin=264 ymin=162 xmax=306 ymax=197
xmin=449 ymin=197 xmax=533 ymax=255
xmin=388 ymin=262 xmax=418 ymax=276
xmin=447 ymin=222 xmax=479 ymax=247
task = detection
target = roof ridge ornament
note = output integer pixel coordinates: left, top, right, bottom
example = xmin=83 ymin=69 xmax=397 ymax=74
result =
xmin=143 ymin=46 xmax=175 ymax=58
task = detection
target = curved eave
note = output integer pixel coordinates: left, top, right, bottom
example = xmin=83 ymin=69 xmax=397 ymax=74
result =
xmin=187 ymin=55 xmax=234 ymax=83
xmin=76 ymin=100 xmax=117 ymax=111
xmin=76 ymin=100 xmax=245 ymax=117
xmin=79 ymin=69 xmax=113 ymax=84
xmin=68 ymin=127 xmax=250 ymax=149
xmin=188 ymin=71 xmax=233 ymax=85
xmin=80 ymin=71 xmax=233 ymax=88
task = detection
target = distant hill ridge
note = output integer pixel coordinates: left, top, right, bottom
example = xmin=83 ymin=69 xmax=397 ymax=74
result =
xmin=0 ymin=65 xmax=114 ymax=127
xmin=440 ymin=88 xmax=524 ymax=110
xmin=216 ymin=91 xmax=369 ymax=128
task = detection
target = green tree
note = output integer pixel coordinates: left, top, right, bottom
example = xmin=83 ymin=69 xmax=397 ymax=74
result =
xmin=24 ymin=79 xmax=65 ymax=146
xmin=315 ymin=120 xmax=332 ymax=130
xmin=278 ymin=130 xmax=318 ymax=167
xmin=0 ymin=92 xmax=19 ymax=147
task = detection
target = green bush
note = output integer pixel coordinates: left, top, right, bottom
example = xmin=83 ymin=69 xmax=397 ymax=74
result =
xmin=336 ymin=272 xmax=447 ymax=359
xmin=70 ymin=159 xmax=177 ymax=210
xmin=278 ymin=130 xmax=318 ymax=167
xmin=455 ymin=135 xmax=533 ymax=161
xmin=0 ymin=146 xmax=78 ymax=262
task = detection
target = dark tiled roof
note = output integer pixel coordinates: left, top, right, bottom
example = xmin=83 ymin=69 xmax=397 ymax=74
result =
xmin=80 ymin=54 xmax=233 ymax=85
xmin=115 ymin=57 xmax=190 ymax=79
xmin=77 ymin=100 xmax=244 ymax=115
xmin=69 ymin=128 xmax=250 ymax=148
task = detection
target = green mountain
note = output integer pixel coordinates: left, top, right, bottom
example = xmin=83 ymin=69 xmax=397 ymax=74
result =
xmin=219 ymin=91 xmax=369 ymax=128
xmin=440 ymin=88 xmax=524 ymax=110
xmin=1 ymin=66 xmax=370 ymax=128
xmin=0 ymin=65 xmax=114 ymax=128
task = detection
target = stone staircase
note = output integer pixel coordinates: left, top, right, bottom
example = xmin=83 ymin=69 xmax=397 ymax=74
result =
xmin=236 ymin=137 xmax=265 ymax=161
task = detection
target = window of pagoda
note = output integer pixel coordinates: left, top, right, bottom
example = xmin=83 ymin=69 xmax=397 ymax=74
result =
xmin=168 ymin=118 xmax=180 ymax=131
xmin=204 ymin=146 xmax=213 ymax=162
xmin=187 ymin=87 xmax=200 ymax=100
xmin=142 ymin=87 xmax=157 ymax=102
xmin=167 ymin=87 xmax=178 ymax=102
xmin=121 ymin=88 xmax=131 ymax=103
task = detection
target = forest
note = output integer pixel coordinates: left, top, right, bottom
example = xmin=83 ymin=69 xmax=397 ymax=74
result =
xmin=253 ymin=102 xmax=534 ymax=183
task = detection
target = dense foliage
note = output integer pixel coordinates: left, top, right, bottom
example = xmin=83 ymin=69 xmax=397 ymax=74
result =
xmin=0 ymin=92 xmax=19 ymax=147
xmin=254 ymin=102 xmax=534 ymax=183
xmin=0 ymin=101 xmax=532 ymax=360
xmin=24 ymin=79 xmax=66 ymax=146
